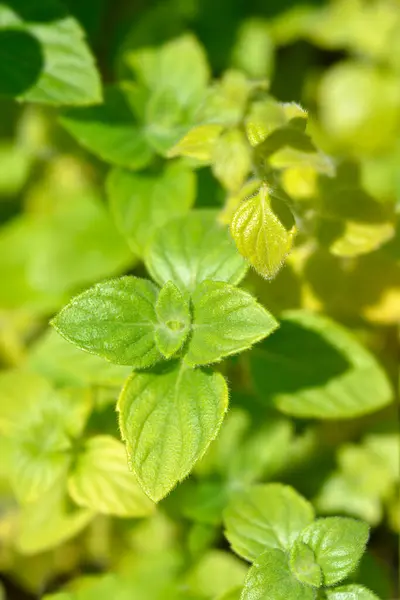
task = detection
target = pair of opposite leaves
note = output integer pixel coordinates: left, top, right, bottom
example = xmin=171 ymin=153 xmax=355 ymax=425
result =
xmin=223 ymin=483 xmax=377 ymax=600
xmin=52 ymin=212 xmax=278 ymax=501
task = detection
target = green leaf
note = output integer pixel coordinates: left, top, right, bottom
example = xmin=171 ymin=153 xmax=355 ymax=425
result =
xmin=60 ymin=84 xmax=153 ymax=168
xmin=292 ymin=517 xmax=369 ymax=586
xmin=217 ymin=589 xmax=242 ymax=600
xmin=28 ymin=329 xmax=132 ymax=388
xmin=52 ymin=276 xmax=162 ymax=368
xmin=364 ymin=432 xmax=400 ymax=481
xmin=68 ymin=435 xmax=155 ymax=517
xmin=197 ymin=70 xmax=254 ymax=127
xmin=178 ymin=480 xmax=230 ymax=525
xmin=0 ymin=190 xmax=133 ymax=313
xmin=231 ymin=184 xmax=296 ymax=279
xmin=199 ymin=407 xmax=293 ymax=484
xmin=33 ymin=192 xmax=134 ymax=297
xmin=145 ymin=88 xmax=189 ymax=154
xmin=10 ymin=388 xmax=91 ymax=504
xmin=117 ymin=362 xmax=228 ymax=501
xmin=241 ymin=548 xmax=316 ymax=600
xmin=155 ymin=281 xmax=191 ymax=358
xmin=318 ymin=61 xmax=400 ymax=154
xmin=0 ymin=141 xmax=31 ymax=195
xmin=325 ymin=584 xmax=380 ymax=600
xmin=290 ymin=541 xmax=322 ymax=587
xmin=265 ymin=129 xmax=332 ymax=174
xmin=315 ymin=473 xmax=383 ymax=526
xmin=194 ymin=407 xmax=250 ymax=478
xmin=227 ymin=416 xmax=293 ymax=484
xmin=244 ymin=99 xmax=287 ymax=147
xmin=0 ymin=370 xmax=51 ymax=436
xmin=107 ymin=162 xmax=195 ymax=257
xmin=233 ymin=20 xmax=274 ymax=79
xmin=145 ymin=210 xmax=247 ymax=292
xmin=123 ymin=35 xmax=210 ymax=157
xmin=15 ymin=485 xmax=93 ymax=555
xmin=250 ymin=310 xmax=393 ymax=419
xmin=126 ymin=34 xmax=209 ymax=108
xmin=42 ymin=576 xmax=129 ymax=600
xmin=315 ymin=434 xmax=399 ymax=525
xmin=168 ymin=124 xmax=223 ymax=162
xmin=11 ymin=412 xmax=71 ymax=504
xmin=186 ymin=550 xmax=247 ymax=598
xmin=212 ymin=129 xmax=252 ymax=192
xmin=185 ymin=280 xmax=278 ymax=367
xmin=330 ymin=221 xmax=395 ymax=258
xmin=224 ymin=483 xmax=315 ymax=562
xmin=0 ymin=0 xmax=101 ymax=105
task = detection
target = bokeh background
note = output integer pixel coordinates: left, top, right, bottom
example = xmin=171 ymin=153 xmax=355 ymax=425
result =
xmin=0 ymin=0 xmax=399 ymax=599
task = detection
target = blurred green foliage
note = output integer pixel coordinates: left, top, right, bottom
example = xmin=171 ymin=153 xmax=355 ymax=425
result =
xmin=0 ymin=0 xmax=398 ymax=599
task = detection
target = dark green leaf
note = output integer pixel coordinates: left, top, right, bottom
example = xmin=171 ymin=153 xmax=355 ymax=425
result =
xmin=250 ymin=310 xmax=393 ymax=419
xmin=0 ymin=0 xmax=101 ymax=105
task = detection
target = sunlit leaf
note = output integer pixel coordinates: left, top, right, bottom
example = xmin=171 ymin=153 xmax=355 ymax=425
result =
xmin=232 ymin=20 xmax=274 ymax=79
xmin=185 ymin=550 xmax=247 ymax=598
xmin=185 ymin=280 xmax=278 ymax=366
xmin=155 ymin=281 xmax=191 ymax=358
xmin=325 ymin=584 xmax=380 ymax=600
xmin=52 ymin=277 xmax=162 ymax=368
xmin=107 ymin=161 xmax=195 ymax=256
xmin=212 ymin=129 xmax=252 ymax=192
xmin=168 ymin=124 xmax=223 ymax=162
xmin=28 ymin=329 xmax=132 ymax=388
xmin=231 ymin=184 xmax=296 ymax=279
xmin=241 ymin=548 xmax=315 ymax=600
xmin=145 ymin=210 xmax=247 ymax=292
xmin=10 ymin=387 xmax=91 ymax=504
xmin=330 ymin=221 xmax=394 ymax=258
xmin=68 ymin=436 xmax=155 ymax=517
xmin=118 ymin=363 xmax=228 ymax=501
xmin=292 ymin=517 xmax=369 ymax=586
xmin=318 ymin=62 xmax=400 ymax=155
xmin=15 ymin=485 xmax=93 ymax=555
xmin=224 ymin=483 xmax=314 ymax=561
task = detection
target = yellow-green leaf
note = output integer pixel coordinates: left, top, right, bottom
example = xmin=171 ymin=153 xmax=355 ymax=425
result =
xmin=68 ymin=436 xmax=154 ymax=517
xmin=330 ymin=221 xmax=395 ymax=258
xmin=212 ymin=129 xmax=252 ymax=192
xmin=230 ymin=184 xmax=296 ymax=279
xmin=168 ymin=124 xmax=223 ymax=162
